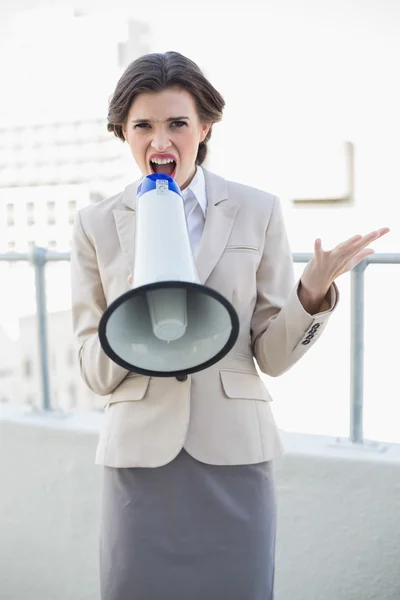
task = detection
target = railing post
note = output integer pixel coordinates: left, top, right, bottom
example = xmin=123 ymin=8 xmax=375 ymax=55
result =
xmin=350 ymin=260 xmax=367 ymax=443
xmin=31 ymin=246 xmax=51 ymax=411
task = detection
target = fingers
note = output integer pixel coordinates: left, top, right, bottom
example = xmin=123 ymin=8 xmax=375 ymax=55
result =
xmin=362 ymin=228 xmax=389 ymax=241
xmin=339 ymin=234 xmax=363 ymax=247
xmin=374 ymin=227 xmax=390 ymax=237
xmin=332 ymin=234 xmax=363 ymax=256
xmin=351 ymin=228 xmax=390 ymax=252
xmin=314 ymin=238 xmax=322 ymax=252
xmin=334 ymin=228 xmax=389 ymax=256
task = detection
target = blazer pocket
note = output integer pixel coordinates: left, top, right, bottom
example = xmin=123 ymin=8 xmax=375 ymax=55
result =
xmin=224 ymin=245 xmax=259 ymax=253
xmin=108 ymin=375 xmax=150 ymax=404
xmin=219 ymin=370 xmax=272 ymax=402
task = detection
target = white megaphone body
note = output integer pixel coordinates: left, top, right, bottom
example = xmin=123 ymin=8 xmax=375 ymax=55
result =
xmin=98 ymin=174 xmax=239 ymax=378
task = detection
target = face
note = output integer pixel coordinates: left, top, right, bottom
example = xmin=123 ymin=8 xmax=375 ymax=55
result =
xmin=122 ymin=87 xmax=210 ymax=190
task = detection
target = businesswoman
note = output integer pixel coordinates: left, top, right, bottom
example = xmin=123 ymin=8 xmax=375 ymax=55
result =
xmin=70 ymin=51 xmax=389 ymax=600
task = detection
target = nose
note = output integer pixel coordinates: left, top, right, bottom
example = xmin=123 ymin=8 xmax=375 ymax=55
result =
xmin=151 ymin=130 xmax=172 ymax=152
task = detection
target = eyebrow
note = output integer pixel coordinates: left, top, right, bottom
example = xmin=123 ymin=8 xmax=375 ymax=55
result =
xmin=131 ymin=116 xmax=190 ymax=123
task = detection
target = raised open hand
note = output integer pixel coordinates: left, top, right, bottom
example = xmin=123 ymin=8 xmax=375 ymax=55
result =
xmin=301 ymin=227 xmax=390 ymax=298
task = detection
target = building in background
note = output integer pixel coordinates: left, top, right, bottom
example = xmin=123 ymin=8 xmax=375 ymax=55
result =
xmin=0 ymin=6 xmax=150 ymax=410
xmin=0 ymin=326 xmax=19 ymax=405
xmin=0 ymin=119 xmax=131 ymax=254
xmin=0 ymin=6 xmax=151 ymax=253
xmin=17 ymin=310 xmax=103 ymax=412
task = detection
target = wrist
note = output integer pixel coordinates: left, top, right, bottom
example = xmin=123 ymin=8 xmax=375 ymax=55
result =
xmin=299 ymin=276 xmax=330 ymax=300
xmin=298 ymin=281 xmax=330 ymax=315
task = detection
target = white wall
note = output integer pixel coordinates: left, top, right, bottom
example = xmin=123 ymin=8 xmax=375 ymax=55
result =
xmin=1 ymin=406 xmax=399 ymax=600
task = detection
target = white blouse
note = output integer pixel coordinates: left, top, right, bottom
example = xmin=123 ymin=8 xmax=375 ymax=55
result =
xmin=181 ymin=166 xmax=207 ymax=255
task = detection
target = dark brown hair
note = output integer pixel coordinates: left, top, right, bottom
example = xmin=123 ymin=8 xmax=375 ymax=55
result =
xmin=107 ymin=51 xmax=225 ymax=165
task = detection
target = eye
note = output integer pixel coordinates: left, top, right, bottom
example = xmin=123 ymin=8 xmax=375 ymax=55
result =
xmin=134 ymin=122 xmax=151 ymax=129
xmin=170 ymin=121 xmax=188 ymax=128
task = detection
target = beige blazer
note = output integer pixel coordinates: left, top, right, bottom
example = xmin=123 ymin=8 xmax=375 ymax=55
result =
xmin=71 ymin=169 xmax=339 ymax=467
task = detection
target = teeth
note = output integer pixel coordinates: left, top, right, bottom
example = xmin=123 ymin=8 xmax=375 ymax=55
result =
xmin=150 ymin=158 xmax=175 ymax=164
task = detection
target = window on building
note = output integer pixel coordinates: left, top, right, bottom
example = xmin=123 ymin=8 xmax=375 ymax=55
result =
xmin=8 ymin=240 xmax=17 ymax=267
xmin=69 ymin=383 xmax=77 ymax=409
xmin=68 ymin=200 xmax=77 ymax=225
xmin=6 ymin=203 xmax=14 ymax=226
xmin=47 ymin=201 xmax=56 ymax=225
xmin=27 ymin=201 xmax=35 ymax=225
xmin=23 ymin=359 xmax=32 ymax=378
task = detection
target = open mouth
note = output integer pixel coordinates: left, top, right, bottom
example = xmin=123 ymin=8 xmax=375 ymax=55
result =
xmin=149 ymin=157 xmax=177 ymax=179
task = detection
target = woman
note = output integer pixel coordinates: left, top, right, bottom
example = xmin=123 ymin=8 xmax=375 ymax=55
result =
xmin=71 ymin=51 xmax=389 ymax=600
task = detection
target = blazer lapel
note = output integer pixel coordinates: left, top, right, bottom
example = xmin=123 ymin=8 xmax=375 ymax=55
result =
xmin=113 ymin=180 xmax=139 ymax=275
xmin=112 ymin=170 xmax=238 ymax=283
xmin=196 ymin=169 xmax=239 ymax=283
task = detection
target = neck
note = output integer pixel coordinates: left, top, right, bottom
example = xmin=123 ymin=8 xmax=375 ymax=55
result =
xmin=180 ymin=166 xmax=197 ymax=191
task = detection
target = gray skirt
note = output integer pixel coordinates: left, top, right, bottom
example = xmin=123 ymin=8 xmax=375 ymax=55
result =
xmin=99 ymin=449 xmax=277 ymax=600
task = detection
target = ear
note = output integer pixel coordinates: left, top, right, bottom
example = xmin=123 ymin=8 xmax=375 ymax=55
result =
xmin=200 ymin=123 xmax=211 ymax=143
xmin=120 ymin=119 xmax=129 ymax=141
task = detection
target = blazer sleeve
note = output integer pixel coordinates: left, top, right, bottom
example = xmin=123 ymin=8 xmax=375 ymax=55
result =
xmin=70 ymin=210 xmax=130 ymax=396
xmin=251 ymin=195 xmax=339 ymax=377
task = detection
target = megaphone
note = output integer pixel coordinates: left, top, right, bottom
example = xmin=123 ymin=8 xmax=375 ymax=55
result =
xmin=98 ymin=173 xmax=239 ymax=378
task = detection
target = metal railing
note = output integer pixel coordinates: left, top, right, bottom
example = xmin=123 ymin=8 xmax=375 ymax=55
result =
xmin=293 ymin=252 xmax=400 ymax=444
xmin=1 ymin=247 xmax=399 ymax=444
xmin=0 ymin=247 xmax=70 ymax=412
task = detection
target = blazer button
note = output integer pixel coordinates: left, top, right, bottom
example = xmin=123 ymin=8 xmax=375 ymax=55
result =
xmin=176 ymin=375 xmax=188 ymax=382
